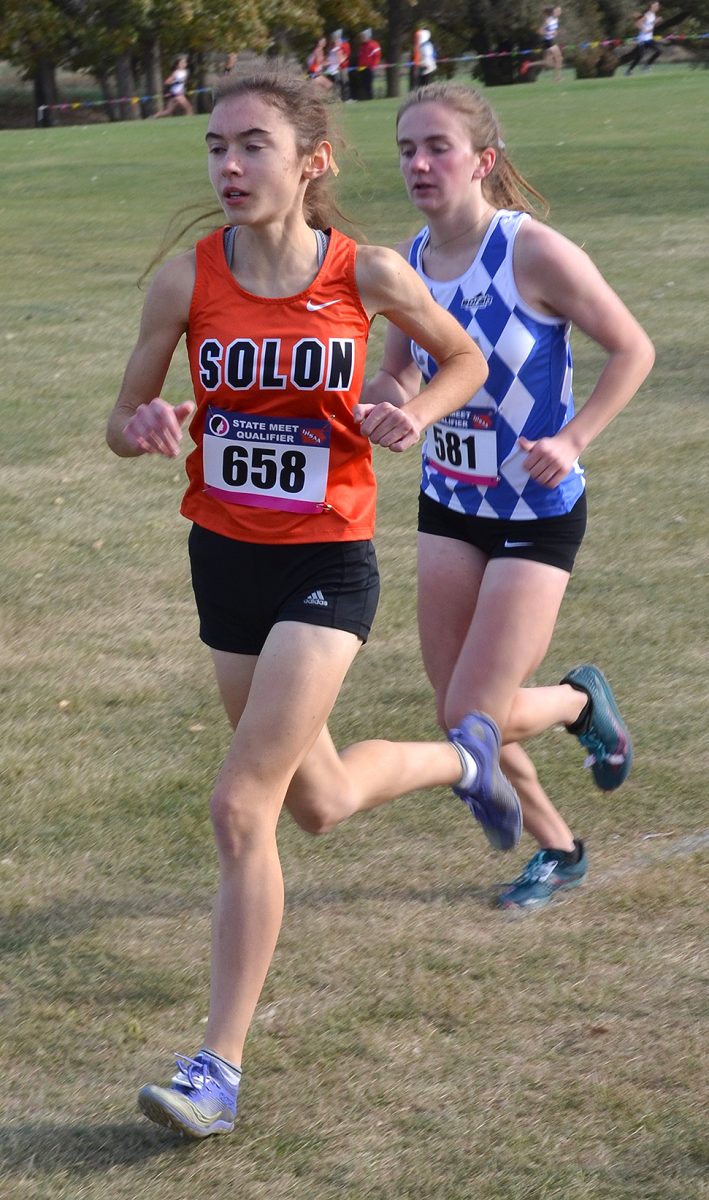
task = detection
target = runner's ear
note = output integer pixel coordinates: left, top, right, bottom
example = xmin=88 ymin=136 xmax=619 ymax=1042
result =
xmin=304 ymin=141 xmax=332 ymax=180
xmin=472 ymin=147 xmax=496 ymax=180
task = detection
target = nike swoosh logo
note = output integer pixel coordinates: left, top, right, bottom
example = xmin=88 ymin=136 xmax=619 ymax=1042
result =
xmin=504 ymin=540 xmax=534 ymax=548
xmin=306 ymin=299 xmax=341 ymax=311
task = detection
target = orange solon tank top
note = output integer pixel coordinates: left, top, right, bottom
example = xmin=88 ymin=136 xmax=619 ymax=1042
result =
xmin=181 ymin=226 xmax=375 ymax=545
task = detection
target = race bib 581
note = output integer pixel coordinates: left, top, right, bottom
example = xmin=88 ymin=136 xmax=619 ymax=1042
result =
xmin=424 ymin=408 xmax=499 ymax=487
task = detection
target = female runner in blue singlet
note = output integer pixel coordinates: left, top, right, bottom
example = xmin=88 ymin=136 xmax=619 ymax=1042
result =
xmin=362 ymin=84 xmax=655 ymax=910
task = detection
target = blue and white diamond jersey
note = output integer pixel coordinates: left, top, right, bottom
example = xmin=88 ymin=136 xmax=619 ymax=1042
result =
xmin=409 ymin=209 xmax=585 ymax=521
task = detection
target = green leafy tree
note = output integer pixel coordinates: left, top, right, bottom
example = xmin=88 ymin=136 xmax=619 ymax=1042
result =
xmin=0 ymin=0 xmax=74 ymax=121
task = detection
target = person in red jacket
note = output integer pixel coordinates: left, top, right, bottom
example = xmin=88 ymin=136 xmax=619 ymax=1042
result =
xmin=106 ymin=65 xmax=519 ymax=1140
xmin=355 ymin=28 xmax=381 ymax=100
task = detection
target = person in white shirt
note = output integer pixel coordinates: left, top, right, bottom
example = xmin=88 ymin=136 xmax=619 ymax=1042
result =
xmin=153 ymin=55 xmax=193 ymax=118
xmin=416 ymin=29 xmax=438 ymax=87
xmin=539 ymin=6 xmax=563 ymax=82
xmin=625 ymin=2 xmax=661 ymax=74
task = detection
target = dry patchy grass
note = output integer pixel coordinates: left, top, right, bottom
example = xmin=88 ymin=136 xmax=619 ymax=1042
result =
xmin=1 ymin=69 xmax=708 ymax=1200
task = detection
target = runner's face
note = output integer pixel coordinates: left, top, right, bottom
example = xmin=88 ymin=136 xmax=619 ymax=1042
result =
xmin=397 ymin=103 xmax=480 ymax=214
xmin=207 ymin=94 xmax=309 ymax=226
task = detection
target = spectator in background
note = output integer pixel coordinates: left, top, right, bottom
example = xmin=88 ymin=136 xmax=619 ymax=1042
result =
xmin=153 ymin=55 xmax=193 ymax=117
xmin=354 ymin=29 xmax=381 ymax=101
xmin=223 ymin=52 xmax=238 ymax=76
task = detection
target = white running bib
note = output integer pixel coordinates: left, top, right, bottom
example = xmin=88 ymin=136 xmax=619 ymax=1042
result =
xmin=203 ymin=407 xmax=331 ymax=513
xmin=424 ymin=408 xmax=499 ymax=487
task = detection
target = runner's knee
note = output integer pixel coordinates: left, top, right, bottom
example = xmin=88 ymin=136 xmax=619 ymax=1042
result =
xmin=210 ymin=782 xmax=280 ymax=858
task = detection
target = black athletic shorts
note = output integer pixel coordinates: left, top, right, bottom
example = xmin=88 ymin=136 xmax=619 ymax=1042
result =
xmin=418 ymin=489 xmax=587 ymax=574
xmin=188 ymin=524 xmax=380 ymax=654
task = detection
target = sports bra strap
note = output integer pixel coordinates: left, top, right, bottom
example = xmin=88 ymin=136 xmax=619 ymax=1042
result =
xmin=313 ymin=228 xmax=330 ymax=265
xmin=222 ymin=226 xmax=330 ymax=268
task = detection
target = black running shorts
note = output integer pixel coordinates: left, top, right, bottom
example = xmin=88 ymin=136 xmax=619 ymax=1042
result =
xmin=418 ymin=490 xmax=587 ymax=574
xmin=188 ymin=524 xmax=380 ymax=654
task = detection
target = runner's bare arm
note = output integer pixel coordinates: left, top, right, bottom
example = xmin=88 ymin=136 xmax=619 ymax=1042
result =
xmin=514 ymin=222 xmax=655 ymax=486
xmin=106 ymin=253 xmax=195 ymax=458
xmin=359 ymin=239 xmax=423 ymax=410
xmin=355 ymin=245 xmax=487 ymax=451
xmin=361 ymin=321 xmax=423 ymax=410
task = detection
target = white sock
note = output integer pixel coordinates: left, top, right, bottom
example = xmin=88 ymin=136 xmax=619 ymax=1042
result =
xmin=451 ymin=742 xmax=478 ymax=790
xmin=202 ymin=1048 xmax=242 ymax=1084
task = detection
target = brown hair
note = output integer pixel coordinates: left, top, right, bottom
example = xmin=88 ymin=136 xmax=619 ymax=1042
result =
xmin=396 ymin=84 xmax=549 ymax=218
xmin=212 ymin=67 xmax=347 ymax=231
xmin=140 ymin=64 xmax=350 ymax=284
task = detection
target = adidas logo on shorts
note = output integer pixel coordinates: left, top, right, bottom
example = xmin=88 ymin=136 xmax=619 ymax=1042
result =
xmin=304 ymin=589 xmax=328 ymax=607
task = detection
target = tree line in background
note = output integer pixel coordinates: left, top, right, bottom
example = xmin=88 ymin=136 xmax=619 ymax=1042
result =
xmin=1 ymin=0 xmax=707 ymax=123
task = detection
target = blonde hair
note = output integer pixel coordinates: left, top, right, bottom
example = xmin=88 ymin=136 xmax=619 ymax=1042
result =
xmin=396 ymin=84 xmax=549 ymax=218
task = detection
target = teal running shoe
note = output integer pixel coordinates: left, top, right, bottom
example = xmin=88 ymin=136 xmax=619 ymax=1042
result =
xmin=499 ymin=841 xmax=588 ymax=910
xmin=562 ymin=664 xmax=633 ymax=791
xmin=448 ymin=712 xmax=522 ymax=852
xmin=138 ymin=1051 xmax=239 ymax=1138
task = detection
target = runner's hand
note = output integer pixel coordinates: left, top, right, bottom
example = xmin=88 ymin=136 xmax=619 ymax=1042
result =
xmin=518 ymin=434 xmax=577 ymax=489
xmin=123 ymin=399 xmax=194 ymax=457
xmin=354 ymin=402 xmax=422 ymax=453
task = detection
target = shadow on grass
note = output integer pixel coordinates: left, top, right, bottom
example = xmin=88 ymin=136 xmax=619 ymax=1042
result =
xmin=0 ymin=892 xmax=211 ymax=956
xmin=7 ymin=828 xmax=707 ymax=958
xmin=287 ymin=881 xmax=497 ymax=908
xmin=2 ymin=881 xmax=500 ymax=958
xmin=0 ymin=1120 xmax=202 ymax=1174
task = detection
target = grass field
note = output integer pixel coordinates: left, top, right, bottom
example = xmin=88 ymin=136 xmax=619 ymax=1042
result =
xmin=1 ymin=67 xmax=708 ymax=1199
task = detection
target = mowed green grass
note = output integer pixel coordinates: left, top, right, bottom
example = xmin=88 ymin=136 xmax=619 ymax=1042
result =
xmin=1 ymin=68 xmax=708 ymax=1199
